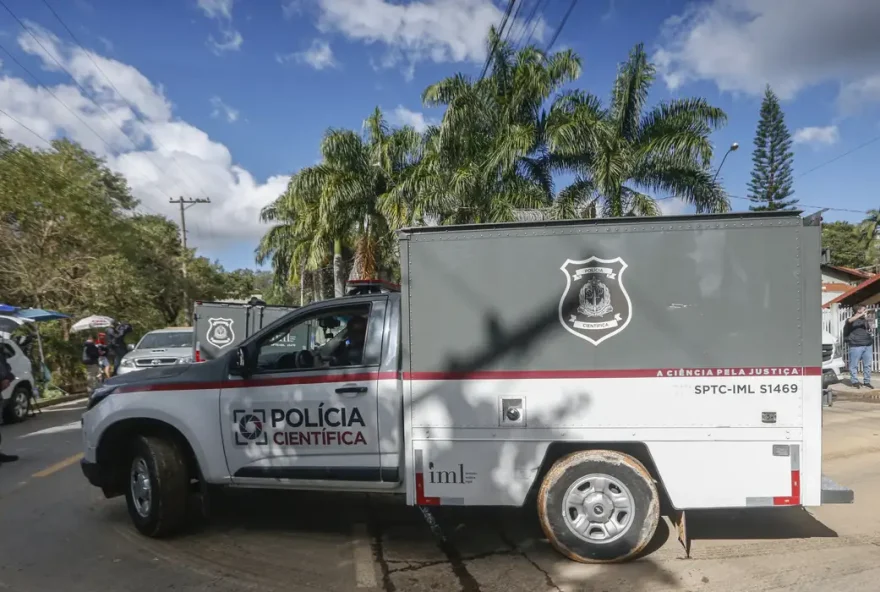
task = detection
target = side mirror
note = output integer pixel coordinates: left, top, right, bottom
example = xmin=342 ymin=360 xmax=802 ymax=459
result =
xmin=234 ymin=345 xmax=253 ymax=378
xmin=127 ymin=344 xmax=135 ymax=351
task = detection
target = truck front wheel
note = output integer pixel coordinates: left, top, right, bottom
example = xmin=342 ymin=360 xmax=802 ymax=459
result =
xmin=125 ymin=435 xmax=189 ymax=538
xmin=537 ymin=449 xmax=660 ymax=563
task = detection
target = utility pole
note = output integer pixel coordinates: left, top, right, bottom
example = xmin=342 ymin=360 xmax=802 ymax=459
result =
xmin=170 ymin=197 xmax=210 ymax=325
xmin=169 ymin=197 xmax=211 ymax=277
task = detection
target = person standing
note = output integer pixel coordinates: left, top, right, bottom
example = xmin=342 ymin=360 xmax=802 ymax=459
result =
xmin=107 ymin=322 xmax=132 ymax=376
xmin=0 ymin=341 xmax=20 ymax=464
xmin=845 ymin=305 xmax=875 ymax=389
xmin=82 ymin=336 xmax=102 ymax=392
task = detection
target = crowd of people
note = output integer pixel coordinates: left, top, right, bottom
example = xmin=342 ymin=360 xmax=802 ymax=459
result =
xmin=82 ymin=322 xmax=132 ymax=390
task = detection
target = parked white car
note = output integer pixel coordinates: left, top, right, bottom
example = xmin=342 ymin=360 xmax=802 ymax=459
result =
xmin=117 ymin=328 xmax=194 ymax=375
xmin=1 ymin=337 xmax=35 ymax=423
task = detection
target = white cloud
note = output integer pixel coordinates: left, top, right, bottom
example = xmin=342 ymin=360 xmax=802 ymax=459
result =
xmin=658 ymin=197 xmax=691 ymax=216
xmin=388 ymin=105 xmax=435 ymax=132
xmin=208 ymin=29 xmax=243 ymax=54
xmin=198 ymin=0 xmax=243 ymax=54
xmin=654 ymin=0 xmax=880 ymax=103
xmin=0 ymin=23 xmax=288 ymax=246
xmin=838 ymin=74 xmax=880 ymax=114
xmin=282 ymin=0 xmax=302 ymax=18
xmin=279 ymin=39 xmax=338 ymax=70
xmin=793 ymin=125 xmax=840 ymax=147
xmin=313 ymin=0 xmax=547 ymax=74
xmin=210 ymin=96 xmax=239 ymax=122
xmin=198 ymin=0 xmax=234 ymax=20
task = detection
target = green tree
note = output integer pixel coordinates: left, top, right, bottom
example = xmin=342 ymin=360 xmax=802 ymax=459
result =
xmin=0 ymin=134 xmax=228 ymax=390
xmin=265 ymin=108 xmax=421 ymax=296
xmin=747 ymin=86 xmax=796 ymax=211
xmin=547 ymin=44 xmax=729 ymax=216
xmin=406 ymin=28 xmax=581 ymax=223
xmin=822 ymin=221 xmax=872 ymax=269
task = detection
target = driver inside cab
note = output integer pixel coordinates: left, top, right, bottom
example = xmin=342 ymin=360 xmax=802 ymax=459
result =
xmin=337 ymin=315 xmax=367 ymax=366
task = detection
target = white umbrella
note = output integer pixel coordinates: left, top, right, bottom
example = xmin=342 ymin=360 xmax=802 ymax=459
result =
xmin=71 ymin=315 xmax=115 ymax=333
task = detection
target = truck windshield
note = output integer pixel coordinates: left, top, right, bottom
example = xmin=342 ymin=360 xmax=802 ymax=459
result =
xmin=137 ymin=332 xmax=193 ymax=349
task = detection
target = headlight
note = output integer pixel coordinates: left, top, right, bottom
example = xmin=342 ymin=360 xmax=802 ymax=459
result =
xmin=177 ymin=356 xmax=193 ymax=364
xmin=87 ymin=385 xmax=117 ymax=410
xmin=120 ymin=358 xmax=135 ymax=368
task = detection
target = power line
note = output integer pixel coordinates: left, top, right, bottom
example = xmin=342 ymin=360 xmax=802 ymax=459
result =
xmin=0 ymin=106 xmax=163 ymax=217
xmin=544 ymin=0 xmax=579 ymax=55
xmin=0 ymin=40 xmax=119 ymax=153
xmin=0 ymin=107 xmax=55 ymax=149
xmin=524 ymin=0 xmax=552 ymax=47
xmin=796 ymin=133 xmax=880 ymax=179
xmin=479 ymin=0 xmax=517 ymax=80
xmin=38 ymin=0 xmax=213 ymax=204
xmin=516 ymin=0 xmax=548 ymax=47
xmin=726 ymin=194 xmax=869 ymax=215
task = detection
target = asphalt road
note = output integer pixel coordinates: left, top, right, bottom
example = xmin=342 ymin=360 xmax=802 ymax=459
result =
xmin=2 ymin=399 xmax=880 ymax=592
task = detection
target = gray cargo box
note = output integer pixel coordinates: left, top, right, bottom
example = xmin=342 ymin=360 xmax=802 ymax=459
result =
xmin=398 ymin=211 xmax=821 ymax=375
xmin=193 ymin=301 xmax=299 ymax=361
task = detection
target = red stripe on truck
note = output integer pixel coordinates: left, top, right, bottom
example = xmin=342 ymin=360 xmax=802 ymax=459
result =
xmin=415 ymin=472 xmax=440 ymax=506
xmin=113 ymin=366 xmax=821 ymax=393
xmin=114 ymin=371 xmax=399 ymax=393
xmin=773 ymin=470 xmax=801 ymax=506
xmin=404 ymin=367 xmax=821 ymax=380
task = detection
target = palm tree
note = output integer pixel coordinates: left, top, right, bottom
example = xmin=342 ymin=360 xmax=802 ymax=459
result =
xmin=256 ymin=174 xmax=330 ymax=304
xmin=399 ymin=28 xmax=580 ymax=223
xmin=264 ymin=108 xmax=422 ymax=297
xmin=546 ymin=43 xmax=729 ymax=217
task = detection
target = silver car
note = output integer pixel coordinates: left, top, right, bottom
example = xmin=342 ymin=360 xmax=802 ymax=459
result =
xmin=117 ymin=328 xmax=194 ymax=375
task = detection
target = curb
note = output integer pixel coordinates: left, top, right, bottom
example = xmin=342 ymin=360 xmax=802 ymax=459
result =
xmin=35 ymin=393 xmax=87 ymax=409
xmin=835 ymin=392 xmax=880 ymax=402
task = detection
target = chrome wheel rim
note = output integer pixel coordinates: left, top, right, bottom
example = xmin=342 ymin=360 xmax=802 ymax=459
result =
xmin=562 ymin=473 xmax=634 ymax=544
xmin=130 ymin=457 xmax=152 ymax=518
xmin=13 ymin=391 xmax=27 ymax=418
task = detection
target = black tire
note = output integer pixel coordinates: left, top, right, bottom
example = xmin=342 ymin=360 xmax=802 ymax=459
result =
xmin=2 ymin=385 xmax=30 ymax=424
xmin=537 ymin=449 xmax=660 ymax=563
xmin=124 ymin=435 xmax=189 ymax=538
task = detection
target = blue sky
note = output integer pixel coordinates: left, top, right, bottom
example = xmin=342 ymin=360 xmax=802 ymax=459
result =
xmin=0 ymin=0 xmax=878 ymax=271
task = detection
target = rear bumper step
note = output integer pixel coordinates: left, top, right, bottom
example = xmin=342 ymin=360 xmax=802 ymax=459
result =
xmin=821 ymin=474 xmax=854 ymax=504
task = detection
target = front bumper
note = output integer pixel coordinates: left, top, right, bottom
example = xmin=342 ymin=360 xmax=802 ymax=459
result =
xmin=81 ymin=458 xmax=108 ymax=488
xmin=822 ymin=368 xmax=841 ymax=388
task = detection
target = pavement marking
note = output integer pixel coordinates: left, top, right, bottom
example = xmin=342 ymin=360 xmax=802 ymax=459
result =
xmin=40 ymin=405 xmax=86 ymax=414
xmin=19 ymin=420 xmax=81 ymax=439
xmin=32 ymin=453 xmax=84 ymax=478
xmin=352 ymin=522 xmax=378 ymax=588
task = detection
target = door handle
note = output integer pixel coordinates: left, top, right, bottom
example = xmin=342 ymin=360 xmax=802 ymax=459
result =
xmin=335 ymin=384 xmax=368 ymax=397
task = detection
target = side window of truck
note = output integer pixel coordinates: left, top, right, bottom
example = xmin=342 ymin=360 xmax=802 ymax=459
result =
xmin=254 ymin=303 xmax=372 ymax=373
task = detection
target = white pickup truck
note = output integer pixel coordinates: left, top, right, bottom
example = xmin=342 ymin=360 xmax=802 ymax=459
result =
xmin=80 ymin=212 xmax=853 ymax=563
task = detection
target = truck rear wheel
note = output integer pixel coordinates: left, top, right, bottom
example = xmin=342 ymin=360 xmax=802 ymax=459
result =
xmin=124 ymin=435 xmax=189 ymax=538
xmin=537 ymin=449 xmax=660 ymax=563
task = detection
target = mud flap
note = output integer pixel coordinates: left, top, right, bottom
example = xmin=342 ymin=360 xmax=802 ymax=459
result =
xmin=671 ymin=510 xmax=690 ymax=558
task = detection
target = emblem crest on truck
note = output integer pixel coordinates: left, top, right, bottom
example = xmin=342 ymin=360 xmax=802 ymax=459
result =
xmin=559 ymin=256 xmax=632 ymax=345
xmin=206 ymin=318 xmax=235 ymax=349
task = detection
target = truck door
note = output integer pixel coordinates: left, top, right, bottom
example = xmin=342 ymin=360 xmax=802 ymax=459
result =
xmin=220 ymin=298 xmax=387 ymax=483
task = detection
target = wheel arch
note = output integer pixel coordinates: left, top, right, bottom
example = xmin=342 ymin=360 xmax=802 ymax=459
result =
xmin=96 ymin=418 xmax=203 ymax=498
xmin=527 ymin=441 xmax=676 ymax=514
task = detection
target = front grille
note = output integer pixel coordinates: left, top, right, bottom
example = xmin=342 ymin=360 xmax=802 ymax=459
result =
xmin=135 ymin=358 xmax=178 ymax=367
xmin=822 ymin=344 xmax=833 ymax=362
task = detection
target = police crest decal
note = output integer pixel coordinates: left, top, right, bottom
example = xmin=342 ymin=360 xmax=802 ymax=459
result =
xmin=558 ymin=256 xmax=632 ymax=345
xmin=206 ymin=317 xmax=235 ymax=349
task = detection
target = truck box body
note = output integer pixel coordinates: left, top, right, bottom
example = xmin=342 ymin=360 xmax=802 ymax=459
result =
xmin=399 ymin=212 xmax=823 ymax=508
xmin=193 ymin=301 xmax=298 ymax=361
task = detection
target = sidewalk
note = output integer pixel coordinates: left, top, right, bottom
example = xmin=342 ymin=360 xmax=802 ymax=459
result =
xmin=829 ymin=373 xmax=880 ymax=401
